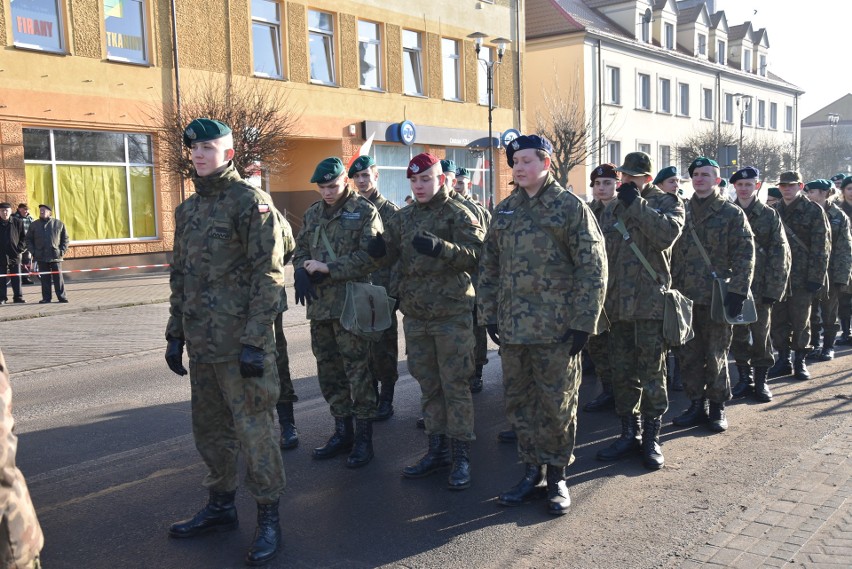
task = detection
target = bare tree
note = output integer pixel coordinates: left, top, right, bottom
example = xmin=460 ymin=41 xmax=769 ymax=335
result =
xmin=676 ymin=126 xmax=738 ymax=173
xmin=741 ymin=134 xmax=787 ymax=183
xmin=150 ymin=75 xmax=301 ymax=179
xmin=799 ymin=129 xmax=852 ymax=181
xmin=676 ymin=127 xmax=791 ymax=182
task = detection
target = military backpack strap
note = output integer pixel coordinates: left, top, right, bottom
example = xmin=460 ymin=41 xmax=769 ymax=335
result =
xmin=613 ymin=215 xmax=665 ymax=289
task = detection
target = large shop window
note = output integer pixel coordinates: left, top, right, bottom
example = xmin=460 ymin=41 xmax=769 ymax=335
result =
xmin=104 ymin=0 xmax=148 ymax=64
xmin=22 ymin=129 xmax=157 ymax=242
xmin=10 ymin=0 xmax=65 ymax=52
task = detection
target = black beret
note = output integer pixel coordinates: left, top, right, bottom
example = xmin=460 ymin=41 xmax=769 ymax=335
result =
xmin=653 ymin=166 xmax=678 ymax=185
xmin=730 ymin=166 xmax=760 ymax=184
xmin=804 ymin=179 xmax=833 ymax=192
xmin=506 ymin=135 xmax=553 ymax=167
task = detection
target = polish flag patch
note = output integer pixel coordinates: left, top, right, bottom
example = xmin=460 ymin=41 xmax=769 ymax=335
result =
xmin=257 ymin=203 xmax=270 ymax=213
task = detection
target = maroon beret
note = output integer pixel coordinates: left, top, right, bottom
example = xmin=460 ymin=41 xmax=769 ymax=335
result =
xmin=407 ymin=153 xmax=440 ymax=179
xmin=589 ymin=163 xmax=619 ymax=187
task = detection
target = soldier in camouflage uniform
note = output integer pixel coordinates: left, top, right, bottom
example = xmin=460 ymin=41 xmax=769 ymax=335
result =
xmin=729 ymin=167 xmax=791 ymax=403
xmin=596 ymin=152 xmax=684 ymax=470
xmin=804 ymin=179 xmax=852 ymax=361
xmin=349 ymin=155 xmax=400 ymax=421
xmin=165 ymin=119 xmax=286 ymax=566
xmin=478 ymin=135 xmax=607 ymax=515
xmin=672 ymin=157 xmax=755 ymax=434
xmin=0 ymin=349 xmax=43 ymax=569
xmin=768 ymin=171 xmax=831 ymax=381
xmin=584 ymin=163 xmax=619 ymax=413
xmin=370 ymin=153 xmax=483 ymax=490
xmin=273 ymin=209 xmax=299 ymax=450
xmin=293 ymin=157 xmax=383 ymax=470
xmin=838 ymin=177 xmax=852 ymax=345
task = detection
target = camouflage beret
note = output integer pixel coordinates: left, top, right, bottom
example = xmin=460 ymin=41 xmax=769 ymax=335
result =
xmin=590 ymin=163 xmax=619 ymax=187
xmin=440 ymin=159 xmax=457 ymax=174
xmin=730 ymin=166 xmax=760 ymax=184
xmin=455 ymin=167 xmax=471 ymax=179
xmin=617 ymin=152 xmax=653 ymax=177
xmin=688 ymin=156 xmax=720 ymax=177
xmin=830 ymin=173 xmax=846 ymax=182
xmin=778 ymin=171 xmax=802 ymax=184
xmin=407 ymin=153 xmax=440 ymax=179
xmin=767 ymin=186 xmax=782 ymax=199
xmin=652 ymin=165 xmax=678 ymax=186
xmin=804 ymin=179 xmax=833 ymax=192
xmin=347 ymin=155 xmax=375 ymax=178
xmin=506 ymin=135 xmax=553 ymax=167
xmin=183 ymin=118 xmax=232 ymax=148
xmin=842 ymin=176 xmax=852 ymax=190
xmin=311 ymin=157 xmax=345 ymax=183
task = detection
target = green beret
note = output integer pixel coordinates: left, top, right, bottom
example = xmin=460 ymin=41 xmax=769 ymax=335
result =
xmin=440 ymin=159 xmax=457 ymax=174
xmin=842 ymin=176 xmax=852 ymax=190
xmin=767 ymin=186 xmax=782 ymax=199
xmin=311 ymin=157 xmax=345 ymax=184
xmin=183 ymin=118 xmax=232 ymax=148
xmin=456 ymin=167 xmax=471 ymax=179
xmin=719 ymin=179 xmax=727 ymax=188
xmin=688 ymin=156 xmax=719 ymax=177
xmin=804 ymin=179 xmax=833 ymax=192
xmin=831 ymin=173 xmax=846 ymax=182
xmin=348 ymin=155 xmax=375 ymax=178
xmin=653 ymin=165 xmax=677 ymax=185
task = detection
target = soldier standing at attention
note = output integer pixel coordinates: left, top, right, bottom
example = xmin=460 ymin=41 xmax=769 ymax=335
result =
xmin=293 ymin=157 xmax=383 ymax=468
xmin=348 ymin=155 xmax=400 ymax=420
xmin=596 ymin=152 xmax=684 ymax=470
xmin=165 ymin=118 xmax=287 ymax=566
xmin=369 ymin=153 xmax=483 ymax=490
xmin=671 ymin=157 xmax=755 ymax=433
xmin=729 ymin=167 xmax=791 ymax=403
xmin=767 ymin=171 xmax=831 ymax=381
xmin=479 ymin=135 xmax=607 ymax=515
xmin=837 ymin=176 xmax=852 ymax=345
xmin=273 ymin=208 xmax=299 ymax=450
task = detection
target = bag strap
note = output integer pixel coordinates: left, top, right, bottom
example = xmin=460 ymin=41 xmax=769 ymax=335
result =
xmin=688 ymin=225 xmax=718 ymax=279
xmin=613 ymin=216 xmax=665 ymax=288
xmin=780 ymin=220 xmax=808 ymax=251
xmin=312 ymin=223 xmax=338 ymax=262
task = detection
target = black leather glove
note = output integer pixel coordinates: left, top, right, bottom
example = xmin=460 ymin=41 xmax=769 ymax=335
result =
xmin=294 ymin=267 xmax=318 ymax=306
xmin=165 ymin=336 xmax=188 ymax=376
xmin=486 ymin=324 xmax=501 ymax=346
xmin=309 ymin=271 xmax=328 ymax=284
xmin=761 ymin=296 xmax=777 ymax=306
xmin=239 ymin=344 xmax=265 ymax=378
xmin=806 ymin=281 xmax=822 ymax=294
xmin=367 ymin=232 xmax=387 ymax=258
xmin=560 ymin=329 xmax=589 ymax=356
xmin=617 ymin=182 xmax=641 ymax=207
xmin=412 ymin=231 xmax=444 ymax=257
xmin=724 ymin=292 xmax=747 ymax=318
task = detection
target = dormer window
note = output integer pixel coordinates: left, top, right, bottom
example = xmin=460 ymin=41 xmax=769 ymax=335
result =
xmin=698 ymin=34 xmax=707 ymax=56
xmin=717 ymin=40 xmax=726 ymax=64
xmin=641 ymin=9 xmax=651 ymax=43
xmin=743 ymin=48 xmax=752 ymax=72
xmin=664 ymin=23 xmax=674 ymax=50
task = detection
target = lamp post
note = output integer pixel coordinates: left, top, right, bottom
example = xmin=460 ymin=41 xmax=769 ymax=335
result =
xmin=468 ymin=32 xmax=509 ymax=210
xmin=734 ymin=93 xmax=753 ymax=168
xmin=828 ymin=113 xmax=841 ymax=174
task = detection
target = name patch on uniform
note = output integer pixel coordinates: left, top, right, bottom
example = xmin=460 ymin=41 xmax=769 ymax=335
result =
xmin=341 ymin=211 xmax=361 ymax=220
xmin=211 ymin=226 xmax=232 ymax=240
xmin=257 ymin=203 xmax=270 ymax=214
xmin=498 ymin=210 xmax=514 ymax=215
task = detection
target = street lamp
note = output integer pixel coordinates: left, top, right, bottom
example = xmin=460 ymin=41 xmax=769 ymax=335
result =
xmin=828 ymin=113 xmax=840 ymax=142
xmin=468 ymin=32 xmax=509 ymax=210
xmin=734 ymin=93 xmax=753 ymax=168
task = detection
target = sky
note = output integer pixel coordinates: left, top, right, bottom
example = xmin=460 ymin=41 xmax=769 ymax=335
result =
xmin=717 ymin=0 xmax=852 ymax=120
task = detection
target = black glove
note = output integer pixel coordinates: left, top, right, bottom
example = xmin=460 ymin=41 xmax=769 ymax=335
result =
xmin=806 ymin=281 xmax=822 ymax=294
xmin=560 ymin=329 xmax=589 ymax=356
xmin=724 ymin=292 xmax=747 ymax=318
xmin=309 ymin=271 xmax=328 ymax=284
xmin=294 ymin=267 xmax=318 ymax=306
xmin=367 ymin=232 xmax=387 ymax=258
xmin=486 ymin=324 xmax=501 ymax=346
xmin=239 ymin=344 xmax=265 ymax=378
xmin=617 ymin=182 xmax=641 ymax=207
xmin=412 ymin=231 xmax=444 ymax=257
xmin=165 ymin=336 xmax=188 ymax=376
xmin=761 ymin=296 xmax=777 ymax=306
xmin=393 ymin=297 xmax=400 ymax=312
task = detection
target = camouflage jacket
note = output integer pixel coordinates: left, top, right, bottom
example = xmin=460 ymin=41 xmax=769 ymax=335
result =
xmin=600 ymin=184 xmax=685 ymax=322
xmin=772 ymin=195 xmax=830 ymax=292
xmin=672 ymin=190 xmax=755 ymax=306
xmin=167 ymin=164 xmax=286 ymax=361
xmin=382 ymin=186 xmax=484 ymax=321
xmin=823 ymin=203 xmax=852 ymax=288
xmin=450 ymin=189 xmax=490 ymax=288
xmin=478 ymin=174 xmax=608 ymax=344
xmin=365 ymin=190 xmax=399 ymax=290
xmin=589 ymin=199 xmax=613 ymax=222
xmin=734 ymin=198 xmax=791 ymax=302
xmin=293 ymin=188 xmax=383 ymax=321
xmin=840 ymin=200 xmax=852 ymax=220
xmin=0 ymin=349 xmax=44 ymax=568
xmin=274 ymin=208 xmax=296 ymax=313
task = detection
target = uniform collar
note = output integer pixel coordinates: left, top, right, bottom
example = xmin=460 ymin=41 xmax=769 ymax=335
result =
xmin=191 ymin=162 xmax=241 ymax=197
xmin=418 ymin=186 xmax=451 ymax=210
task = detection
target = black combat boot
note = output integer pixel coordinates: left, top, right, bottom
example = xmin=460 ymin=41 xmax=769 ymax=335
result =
xmin=346 ymin=419 xmax=374 ymax=469
xmin=497 ymin=428 xmax=517 ymax=443
xmin=596 ymin=415 xmax=641 ymax=461
xmin=469 ymin=364 xmax=484 ymax=393
xmin=837 ymin=318 xmax=852 ymax=345
xmin=245 ymin=501 xmax=281 ymax=566
xmin=667 ymin=352 xmax=684 ymax=391
xmin=707 ymin=401 xmax=728 ymax=432
xmin=753 ymin=366 xmax=772 ymax=402
xmin=817 ymin=338 xmax=835 ymax=361
xmin=276 ymin=402 xmax=298 ymax=450
xmin=402 ymin=434 xmax=451 ymax=478
xmin=583 ymin=382 xmax=615 ymax=412
xmin=168 ymin=490 xmax=238 ymax=538
xmin=806 ymin=341 xmax=823 ymax=360
xmin=497 ymin=463 xmax=546 ymax=506
xmin=641 ymin=416 xmax=664 ymax=470
xmin=312 ymin=416 xmax=354 ymax=459
xmin=672 ymin=398 xmax=709 ymax=427
xmin=447 ymin=439 xmax=471 ymax=490
xmin=375 ymin=382 xmax=395 ymax=421
xmin=767 ymin=349 xmax=792 ymax=378
xmin=731 ymin=365 xmax=754 ymax=398
xmin=545 ymin=465 xmax=570 ymax=515
xmin=793 ymin=350 xmax=812 ymax=381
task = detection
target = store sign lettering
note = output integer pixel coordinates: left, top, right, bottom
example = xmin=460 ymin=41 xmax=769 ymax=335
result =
xmin=16 ymin=16 xmax=53 ymax=37
xmin=106 ymin=31 xmax=143 ymax=51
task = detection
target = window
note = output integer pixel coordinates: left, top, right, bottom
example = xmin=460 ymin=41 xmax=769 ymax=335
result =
xmin=638 ymin=143 xmax=651 ymax=155
xmin=659 ymin=78 xmax=671 ymax=113
xmin=759 ymin=54 xmax=767 ymax=77
xmin=374 ymin=144 xmax=427 ymax=206
xmin=702 ymin=88 xmax=713 ymax=120
xmin=608 ymin=141 xmax=621 ymax=165
xmin=664 ymin=23 xmax=674 ymax=50
xmin=358 ymin=20 xmax=382 ymax=90
xmin=104 ymin=0 xmax=147 ymax=64
xmin=660 ymin=145 xmax=672 ymax=168
xmin=743 ymin=48 xmax=752 ymax=72
xmin=445 ymin=147 xmax=490 ymax=205
xmin=785 ymin=105 xmax=794 ymax=131
xmin=402 ymin=30 xmax=423 ymax=96
xmin=251 ymin=0 xmax=283 ymax=78
xmin=770 ymin=102 xmax=778 ymax=130
xmin=641 ymin=9 xmax=651 ymax=43
xmin=638 ymin=73 xmax=651 ymax=110
xmin=725 ymin=93 xmax=734 ymax=123
xmin=10 ymin=0 xmax=64 ymax=52
xmin=757 ymin=100 xmax=766 ymax=128
xmin=717 ymin=40 xmax=726 ymax=65
xmin=308 ymin=10 xmax=335 ymax=84
xmin=698 ymin=34 xmax=707 ymax=56
xmin=678 ymin=83 xmax=690 ymax=116
xmin=477 ymin=47 xmax=493 ymax=106
xmin=606 ymin=66 xmax=621 ymax=105
xmin=441 ymin=38 xmax=461 ymax=101
xmin=744 ymin=100 xmax=753 ymax=126
xmin=22 ymin=128 xmax=157 ymax=242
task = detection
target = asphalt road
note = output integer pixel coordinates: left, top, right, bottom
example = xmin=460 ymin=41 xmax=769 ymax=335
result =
xmin=4 ymin=303 xmax=851 ymax=568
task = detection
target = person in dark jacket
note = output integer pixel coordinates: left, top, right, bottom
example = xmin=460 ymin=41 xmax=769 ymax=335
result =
xmin=0 ymin=203 xmax=27 ymax=304
xmin=12 ymin=204 xmax=34 ymax=285
xmin=26 ymin=204 xmax=69 ymax=303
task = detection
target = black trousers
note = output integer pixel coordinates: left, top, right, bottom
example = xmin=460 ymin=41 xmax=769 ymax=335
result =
xmin=39 ymin=261 xmax=66 ymax=301
xmin=1 ymin=258 xmax=22 ymax=300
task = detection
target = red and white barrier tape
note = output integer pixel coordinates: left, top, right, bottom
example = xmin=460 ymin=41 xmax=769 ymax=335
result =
xmin=0 ymin=264 xmax=171 ymax=278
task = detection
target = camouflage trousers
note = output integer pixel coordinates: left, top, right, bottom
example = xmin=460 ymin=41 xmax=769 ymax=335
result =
xmin=404 ymin=314 xmax=475 ymax=441
xmin=675 ymin=304 xmax=733 ymax=404
xmin=310 ymin=319 xmax=376 ymax=420
xmin=501 ymin=342 xmax=582 ymax=468
xmin=274 ymin=311 xmax=297 ymax=403
xmin=608 ymin=319 xmax=668 ymax=417
xmin=369 ymin=315 xmax=399 ymax=385
xmin=586 ymin=331 xmax=612 ymax=390
xmin=770 ymin=290 xmax=815 ymax=351
xmin=472 ymin=306 xmax=489 ymax=368
xmin=839 ymin=292 xmax=852 ymax=321
xmin=190 ymin=357 xmax=285 ymax=504
xmin=810 ymin=286 xmax=841 ymax=345
xmin=731 ymin=301 xmax=774 ymax=367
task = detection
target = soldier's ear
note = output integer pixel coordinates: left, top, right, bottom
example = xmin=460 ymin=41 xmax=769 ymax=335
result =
xmin=225 ymin=148 xmax=236 ymax=161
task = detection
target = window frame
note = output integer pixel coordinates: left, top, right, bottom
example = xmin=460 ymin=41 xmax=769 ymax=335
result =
xmin=251 ymin=0 xmax=284 ymax=79
xmin=757 ymin=99 xmax=766 ymax=128
xmin=759 ymin=54 xmax=767 ymax=77
xmin=698 ymin=33 xmax=707 ymax=56
xmin=441 ymin=37 xmax=462 ymax=102
xmin=658 ymin=77 xmax=671 ymax=114
xmin=785 ymin=105 xmax=794 ymax=132
xmin=308 ymin=9 xmax=336 ymax=85
xmin=702 ymin=88 xmax=713 ymax=120
xmin=659 ymin=145 xmax=672 ymax=169
xmin=103 ymin=0 xmax=149 ymax=65
xmin=402 ymin=29 xmax=424 ymax=96
xmin=770 ymin=102 xmax=778 ymax=130
xmin=743 ymin=48 xmax=752 ymax=72
xmin=678 ymin=82 xmax=690 ymax=117
xmin=637 ymin=73 xmax=651 ymax=111
xmin=358 ymin=19 xmax=383 ymax=91
xmin=724 ymin=93 xmax=734 ymax=123
xmin=606 ymin=65 xmax=621 ymax=105
xmin=608 ymin=140 xmax=621 ymax=165
xmin=11 ymin=0 xmax=66 ymax=54
xmin=664 ymin=23 xmax=674 ymax=50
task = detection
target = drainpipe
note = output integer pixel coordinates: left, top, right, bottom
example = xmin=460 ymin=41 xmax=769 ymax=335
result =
xmin=170 ymin=0 xmax=184 ymax=202
xmin=515 ymin=0 xmax=523 ymax=129
xmin=597 ymin=38 xmax=603 ymax=164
